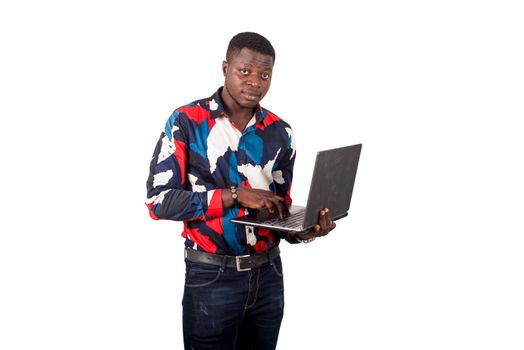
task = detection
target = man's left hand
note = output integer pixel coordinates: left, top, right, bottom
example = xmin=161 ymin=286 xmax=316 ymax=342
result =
xmin=296 ymin=208 xmax=336 ymax=241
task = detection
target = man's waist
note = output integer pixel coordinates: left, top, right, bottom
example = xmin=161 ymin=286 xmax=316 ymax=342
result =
xmin=184 ymin=246 xmax=280 ymax=272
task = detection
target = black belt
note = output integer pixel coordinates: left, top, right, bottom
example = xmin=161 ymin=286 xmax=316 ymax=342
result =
xmin=185 ymin=246 xmax=280 ymax=272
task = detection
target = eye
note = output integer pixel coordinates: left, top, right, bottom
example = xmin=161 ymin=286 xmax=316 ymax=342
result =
xmin=261 ymin=72 xmax=271 ymax=80
xmin=239 ymin=68 xmax=250 ymax=75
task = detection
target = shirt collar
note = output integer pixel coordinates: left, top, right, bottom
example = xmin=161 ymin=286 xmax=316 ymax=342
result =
xmin=209 ymin=87 xmax=265 ymax=125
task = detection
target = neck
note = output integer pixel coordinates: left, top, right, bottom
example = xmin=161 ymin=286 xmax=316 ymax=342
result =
xmin=221 ymin=87 xmax=256 ymax=124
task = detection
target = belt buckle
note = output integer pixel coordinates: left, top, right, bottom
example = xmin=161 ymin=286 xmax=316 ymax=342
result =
xmin=236 ymin=255 xmax=251 ymax=272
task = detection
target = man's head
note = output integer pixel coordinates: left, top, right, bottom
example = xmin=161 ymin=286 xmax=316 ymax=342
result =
xmin=226 ymin=32 xmax=275 ymax=63
xmin=222 ymin=32 xmax=275 ymax=111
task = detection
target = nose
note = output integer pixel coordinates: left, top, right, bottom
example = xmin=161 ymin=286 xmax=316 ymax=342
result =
xmin=247 ymin=75 xmax=261 ymax=88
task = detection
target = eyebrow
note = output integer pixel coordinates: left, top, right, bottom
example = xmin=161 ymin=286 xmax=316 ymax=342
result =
xmin=237 ymin=62 xmax=273 ymax=70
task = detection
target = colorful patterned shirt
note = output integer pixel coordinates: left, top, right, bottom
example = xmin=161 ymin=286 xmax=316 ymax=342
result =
xmin=146 ymin=88 xmax=296 ymax=255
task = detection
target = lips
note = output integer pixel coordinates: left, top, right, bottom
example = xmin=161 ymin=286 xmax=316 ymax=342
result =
xmin=241 ymin=90 xmax=262 ymax=101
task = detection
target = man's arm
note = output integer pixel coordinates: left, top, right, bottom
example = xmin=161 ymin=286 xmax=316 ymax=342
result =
xmin=146 ymin=111 xmax=224 ymax=221
xmin=146 ymin=110 xmax=289 ymax=221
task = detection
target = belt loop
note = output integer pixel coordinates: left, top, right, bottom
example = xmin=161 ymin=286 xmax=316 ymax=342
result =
xmin=220 ymin=255 xmax=227 ymax=272
xmin=268 ymin=249 xmax=273 ymax=266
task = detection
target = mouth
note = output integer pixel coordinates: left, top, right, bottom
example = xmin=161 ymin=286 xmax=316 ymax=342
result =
xmin=241 ymin=90 xmax=262 ymax=101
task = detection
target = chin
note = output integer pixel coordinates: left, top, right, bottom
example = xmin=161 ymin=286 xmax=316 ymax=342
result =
xmin=240 ymin=101 xmax=260 ymax=109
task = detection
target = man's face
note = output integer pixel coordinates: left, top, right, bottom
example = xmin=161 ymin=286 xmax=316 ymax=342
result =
xmin=222 ymin=48 xmax=274 ymax=109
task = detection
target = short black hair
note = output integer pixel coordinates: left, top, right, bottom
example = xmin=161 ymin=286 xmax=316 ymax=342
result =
xmin=226 ymin=32 xmax=275 ymax=63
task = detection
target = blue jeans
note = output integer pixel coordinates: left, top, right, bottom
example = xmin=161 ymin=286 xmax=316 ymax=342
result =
xmin=182 ymin=255 xmax=285 ymax=350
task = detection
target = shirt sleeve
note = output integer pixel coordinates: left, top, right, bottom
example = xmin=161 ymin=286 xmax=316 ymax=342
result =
xmin=145 ymin=110 xmax=223 ymax=221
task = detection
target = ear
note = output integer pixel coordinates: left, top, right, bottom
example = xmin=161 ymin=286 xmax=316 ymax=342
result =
xmin=222 ymin=60 xmax=228 ymax=77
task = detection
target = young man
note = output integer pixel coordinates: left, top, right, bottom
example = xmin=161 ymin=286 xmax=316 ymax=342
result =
xmin=146 ymin=32 xmax=336 ymax=350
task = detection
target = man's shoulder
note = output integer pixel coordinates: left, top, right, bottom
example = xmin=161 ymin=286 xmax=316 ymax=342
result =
xmin=170 ymin=88 xmax=226 ymax=121
xmin=167 ymin=95 xmax=214 ymax=124
xmin=175 ymin=95 xmax=212 ymax=113
xmin=260 ymin=106 xmax=293 ymax=130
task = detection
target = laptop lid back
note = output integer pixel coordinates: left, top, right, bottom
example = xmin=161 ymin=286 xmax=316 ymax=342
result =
xmin=302 ymin=144 xmax=362 ymax=228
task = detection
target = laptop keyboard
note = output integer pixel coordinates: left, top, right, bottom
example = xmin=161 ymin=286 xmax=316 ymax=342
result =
xmin=262 ymin=208 xmax=306 ymax=229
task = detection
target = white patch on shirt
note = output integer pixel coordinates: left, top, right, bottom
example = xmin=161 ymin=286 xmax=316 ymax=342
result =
xmin=210 ymin=99 xmax=218 ymax=111
xmin=157 ymin=135 xmax=175 ymax=163
xmin=285 ymin=127 xmax=296 ymax=159
xmin=188 ymin=173 xmax=206 ymax=192
xmin=245 ymin=225 xmax=257 ymax=246
xmin=207 ymin=117 xmax=241 ymax=173
xmin=237 ymin=148 xmax=281 ymax=191
xmin=245 ymin=115 xmax=257 ymax=129
xmin=272 ymin=170 xmax=285 ymax=185
xmin=207 ymin=189 xmax=216 ymax=206
xmin=146 ymin=189 xmax=171 ymax=205
xmin=153 ymin=170 xmax=173 ymax=188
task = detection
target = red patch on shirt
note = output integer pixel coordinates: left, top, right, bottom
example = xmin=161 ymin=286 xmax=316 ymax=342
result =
xmin=205 ymin=189 xmax=223 ymax=218
xmin=184 ymin=224 xmax=217 ymax=253
xmin=285 ymin=181 xmax=293 ymax=206
xmin=179 ymin=105 xmax=209 ymax=125
xmin=205 ymin=217 xmax=224 ymax=235
xmin=253 ymin=240 xmax=268 ymax=253
xmin=146 ymin=202 xmax=162 ymax=220
xmin=258 ymin=228 xmax=274 ymax=243
xmin=173 ymin=140 xmax=186 ymax=184
xmin=263 ymin=112 xmax=282 ymax=127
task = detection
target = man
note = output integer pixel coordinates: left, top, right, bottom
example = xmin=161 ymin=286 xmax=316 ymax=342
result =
xmin=146 ymin=32 xmax=336 ymax=350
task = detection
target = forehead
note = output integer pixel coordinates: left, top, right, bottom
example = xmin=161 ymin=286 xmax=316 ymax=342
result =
xmin=229 ymin=48 xmax=274 ymax=69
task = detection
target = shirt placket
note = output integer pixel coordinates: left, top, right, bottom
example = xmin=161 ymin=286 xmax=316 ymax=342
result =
xmin=236 ymin=124 xmax=258 ymax=248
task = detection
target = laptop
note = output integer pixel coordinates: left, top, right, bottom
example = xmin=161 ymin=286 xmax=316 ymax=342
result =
xmin=231 ymin=144 xmax=362 ymax=233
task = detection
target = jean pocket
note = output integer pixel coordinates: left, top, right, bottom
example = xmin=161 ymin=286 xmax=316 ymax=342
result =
xmin=271 ymin=257 xmax=284 ymax=278
xmin=185 ymin=262 xmax=223 ymax=288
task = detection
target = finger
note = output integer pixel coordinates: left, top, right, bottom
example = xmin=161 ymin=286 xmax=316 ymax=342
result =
xmin=256 ymin=189 xmax=278 ymax=196
xmin=322 ymin=208 xmax=334 ymax=234
xmin=318 ymin=208 xmax=328 ymax=229
xmin=274 ymin=198 xmax=288 ymax=219
xmin=320 ymin=209 xmax=335 ymax=236
xmin=325 ymin=209 xmax=336 ymax=227
xmin=264 ymin=199 xmax=276 ymax=213
xmin=261 ymin=191 xmax=286 ymax=202
xmin=321 ymin=219 xmax=336 ymax=236
xmin=245 ymin=199 xmax=264 ymax=209
xmin=264 ymin=195 xmax=287 ymax=219
xmin=252 ymin=197 xmax=265 ymax=209
xmin=324 ymin=208 xmax=334 ymax=228
xmin=265 ymin=197 xmax=279 ymax=214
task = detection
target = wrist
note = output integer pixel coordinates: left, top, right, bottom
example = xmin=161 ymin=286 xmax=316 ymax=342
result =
xmin=296 ymin=233 xmax=316 ymax=244
xmin=221 ymin=186 xmax=238 ymax=208
xmin=230 ymin=185 xmax=239 ymax=205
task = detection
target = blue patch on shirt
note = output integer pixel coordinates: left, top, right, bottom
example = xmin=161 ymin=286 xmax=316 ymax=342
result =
xmin=222 ymin=208 xmax=243 ymax=255
xmin=190 ymin=119 xmax=210 ymax=159
xmin=229 ymin=152 xmax=242 ymax=186
xmin=165 ymin=110 xmax=181 ymax=142
xmin=239 ymin=133 xmax=263 ymax=164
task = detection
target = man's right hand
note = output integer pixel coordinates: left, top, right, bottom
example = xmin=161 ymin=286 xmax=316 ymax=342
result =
xmin=223 ymin=187 xmax=289 ymax=219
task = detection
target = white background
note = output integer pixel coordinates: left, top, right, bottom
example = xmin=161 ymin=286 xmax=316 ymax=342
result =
xmin=1 ymin=0 xmax=523 ymax=349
